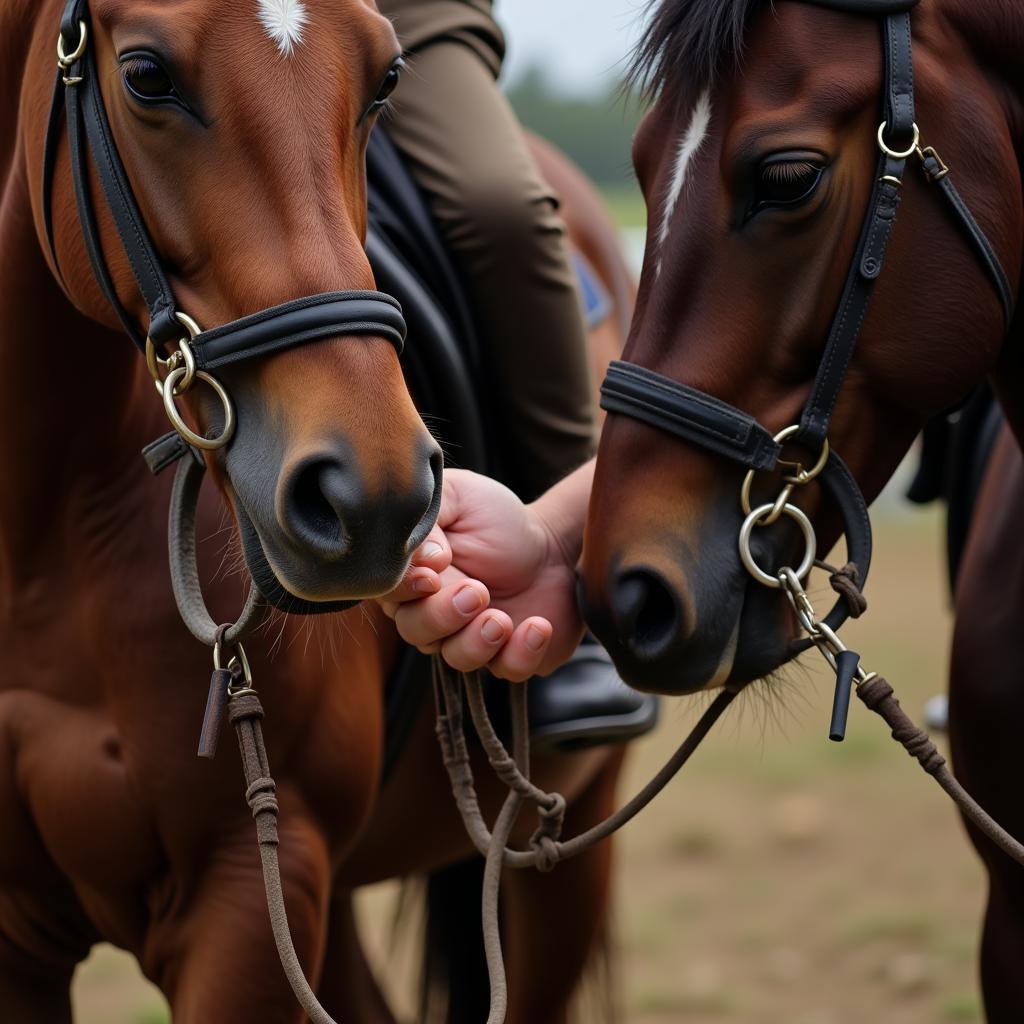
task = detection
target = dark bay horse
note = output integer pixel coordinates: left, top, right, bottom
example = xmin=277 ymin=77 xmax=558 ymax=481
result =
xmin=578 ymin=0 xmax=1022 ymax=1014
xmin=0 ymin=1 xmax=629 ymax=1020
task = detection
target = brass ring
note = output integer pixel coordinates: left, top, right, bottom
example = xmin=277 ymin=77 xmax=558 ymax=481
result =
xmin=146 ymin=311 xmax=202 ymax=393
xmin=57 ymin=20 xmax=88 ymax=67
xmin=740 ymin=425 xmax=830 ymax=516
xmin=876 ymin=120 xmax=920 ymax=160
xmin=738 ymin=502 xmax=817 ymax=589
xmin=162 ymin=366 xmax=236 ymax=451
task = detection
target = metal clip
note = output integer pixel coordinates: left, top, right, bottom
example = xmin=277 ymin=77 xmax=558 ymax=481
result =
xmin=57 ymin=20 xmax=88 ymax=86
xmin=916 ymin=145 xmax=949 ymax=184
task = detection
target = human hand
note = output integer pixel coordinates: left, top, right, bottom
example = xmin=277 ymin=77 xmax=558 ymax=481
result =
xmin=376 ymin=467 xmax=590 ymax=680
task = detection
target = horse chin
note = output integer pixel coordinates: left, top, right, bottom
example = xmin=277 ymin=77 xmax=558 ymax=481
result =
xmin=232 ymin=500 xmax=407 ymax=615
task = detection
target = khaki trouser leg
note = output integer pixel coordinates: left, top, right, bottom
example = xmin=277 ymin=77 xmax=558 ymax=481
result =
xmin=384 ymin=40 xmax=596 ymax=500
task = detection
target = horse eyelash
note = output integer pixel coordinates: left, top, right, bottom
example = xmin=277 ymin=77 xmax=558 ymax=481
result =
xmin=760 ymin=160 xmax=820 ymax=183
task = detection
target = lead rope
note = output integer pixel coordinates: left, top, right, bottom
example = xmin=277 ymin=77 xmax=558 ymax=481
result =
xmin=168 ymin=445 xmax=1024 ymax=1024
xmin=433 ymin=659 xmax=739 ymax=1022
xmin=166 ymin=454 xmax=346 ymax=1024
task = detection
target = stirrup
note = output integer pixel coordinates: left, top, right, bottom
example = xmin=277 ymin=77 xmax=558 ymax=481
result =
xmin=526 ymin=638 xmax=660 ymax=753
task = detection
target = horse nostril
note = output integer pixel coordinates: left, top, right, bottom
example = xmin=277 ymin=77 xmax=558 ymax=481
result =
xmin=282 ymin=457 xmax=359 ymax=557
xmin=612 ymin=569 xmax=683 ymax=659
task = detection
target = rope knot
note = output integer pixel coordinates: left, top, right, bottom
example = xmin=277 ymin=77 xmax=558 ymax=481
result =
xmin=822 ymin=560 xmax=868 ymax=618
xmin=245 ymin=776 xmax=279 ymax=819
xmin=530 ymin=791 xmax=566 ymax=872
xmin=892 ymin=724 xmax=946 ymax=775
xmin=228 ymin=693 xmax=264 ymax=724
xmin=533 ymin=836 xmax=561 ymax=873
xmin=856 ymin=675 xmax=894 ymax=710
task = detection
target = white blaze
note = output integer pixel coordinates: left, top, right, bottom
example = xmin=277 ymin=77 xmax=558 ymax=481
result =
xmin=257 ymin=0 xmax=309 ymax=56
xmin=656 ymin=89 xmax=712 ymax=273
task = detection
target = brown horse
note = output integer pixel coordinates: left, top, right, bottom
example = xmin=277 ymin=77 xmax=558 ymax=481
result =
xmin=578 ymin=0 xmax=1022 ymax=1014
xmin=0 ymin=1 xmax=630 ymax=1021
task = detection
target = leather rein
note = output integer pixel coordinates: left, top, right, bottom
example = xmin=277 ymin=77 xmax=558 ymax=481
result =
xmin=429 ymin=3 xmax=1023 ymax=1022
xmin=40 ymin=1 xmax=1022 ymax=1023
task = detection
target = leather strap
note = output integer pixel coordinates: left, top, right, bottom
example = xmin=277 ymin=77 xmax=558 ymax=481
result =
xmin=192 ymin=292 xmax=405 ymax=370
xmin=920 ymin=152 xmax=1015 ymax=327
xmin=600 ymin=361 xmax=782 ymax=471
xmin=43 ymin=0 xmax=409 ymax=367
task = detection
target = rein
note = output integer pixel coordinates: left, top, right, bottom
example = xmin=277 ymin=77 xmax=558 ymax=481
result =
xmin=41 ymin=0 xmax=1024 ymax=1022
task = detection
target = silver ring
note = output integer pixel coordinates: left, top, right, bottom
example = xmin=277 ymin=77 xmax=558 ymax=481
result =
xmin=738 ymin=502 xmax=816 ymax=588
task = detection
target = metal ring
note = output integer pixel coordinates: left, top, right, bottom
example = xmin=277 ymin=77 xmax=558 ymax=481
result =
xmin=146 ymin=311 xmax=202 ymax=393
xmin=162 ymin=366 xmax=236 ymax=451
xmin=57 ymin=20 xmax=88 ymax=67
xmin=877 ymin=120 xmax=920 ymax=160
xmin=740 ymin=425 xmax=830 ymax=516
xmin=738 ymin=502 xmax=817 ymax=589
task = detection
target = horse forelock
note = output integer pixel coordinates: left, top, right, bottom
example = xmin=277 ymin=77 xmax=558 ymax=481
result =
xmin=629 ymin=0 xmax=761 ymax=99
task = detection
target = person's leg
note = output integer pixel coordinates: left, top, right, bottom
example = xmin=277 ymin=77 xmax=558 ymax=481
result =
xmin=385 ymin=40 xmax=595 ymax=501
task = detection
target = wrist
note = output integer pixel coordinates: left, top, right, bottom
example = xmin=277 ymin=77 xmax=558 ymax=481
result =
xmin=529 ymin=459 xmax=594 ymax=570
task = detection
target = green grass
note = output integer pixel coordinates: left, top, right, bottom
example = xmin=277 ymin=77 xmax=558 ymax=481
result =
xmin=941 ymin=992 xmax=983 ymax=1021
xmin=600 ymin=184 xmax=647 ymax=230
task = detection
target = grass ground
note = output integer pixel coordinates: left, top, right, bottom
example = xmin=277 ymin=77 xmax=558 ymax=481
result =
xmin=72 ymin=495 xmax=987 ymax=1022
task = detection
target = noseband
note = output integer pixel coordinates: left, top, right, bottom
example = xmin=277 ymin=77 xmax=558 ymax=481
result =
xmin=601 ymin=0 xmax=1015 ymax=634
xmin=43 ymin=0 xmax=407 ymax=451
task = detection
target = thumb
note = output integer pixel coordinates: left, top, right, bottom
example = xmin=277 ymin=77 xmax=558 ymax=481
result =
xmin=410 ymin=526 xmax=452 ymax=573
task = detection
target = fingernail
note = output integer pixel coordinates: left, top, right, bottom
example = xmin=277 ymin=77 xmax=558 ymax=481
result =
xmin=481 ymin=617 xmax=506 ymax=644
xmin=525 ymin=625 xmax=548 ymax=652
xmin=453 ymin=586 xmax=483 ymax=615
xmin=421 ymin=541 xmax=443 ymax=560
xmin=411 ymin=574 xmax=438 ymax=594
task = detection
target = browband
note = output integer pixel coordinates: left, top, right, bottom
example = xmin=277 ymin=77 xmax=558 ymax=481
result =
xmin=43 ymin=0 xmax=406 ymax=367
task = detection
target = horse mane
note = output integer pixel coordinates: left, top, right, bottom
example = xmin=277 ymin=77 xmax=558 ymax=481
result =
xmin=628 ymin=0 xmax=762 ymax=98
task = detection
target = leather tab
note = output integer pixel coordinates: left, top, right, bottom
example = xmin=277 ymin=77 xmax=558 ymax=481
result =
xmin=198 ymin=668 xmax=232 ymax=759
xmin=830 ymin=649 xmax=860 ymax=742
xmin=859 ymin=162 xmax=904 ymax=279
xmin=142 ymin=431 xmax=190 ymax=475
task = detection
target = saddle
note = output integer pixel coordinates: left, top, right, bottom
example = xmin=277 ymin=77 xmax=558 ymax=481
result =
xmin=906 ymin=389 xmax=1002 ymax=591
xmin=364 ymin=129 xmax=659 ymax=776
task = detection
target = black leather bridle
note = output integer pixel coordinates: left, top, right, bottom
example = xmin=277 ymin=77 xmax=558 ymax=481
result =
xmin=600 ymin=0 xmax=1015 ymax=633
xmin=43 ymin=0 xmax=408 ymax=452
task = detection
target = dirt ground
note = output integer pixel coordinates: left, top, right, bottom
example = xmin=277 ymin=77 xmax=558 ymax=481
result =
xmin=72 ymin=495 xmax=988 ymax=1023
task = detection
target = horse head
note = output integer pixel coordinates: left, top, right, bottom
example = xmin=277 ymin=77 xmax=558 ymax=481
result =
xmin=580 ymin=0 xmax=1020 ymax=692
xmin=40 ymin=0 xmax=442 ymax=609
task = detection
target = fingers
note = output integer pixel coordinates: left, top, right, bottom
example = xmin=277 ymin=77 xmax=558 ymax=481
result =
xmin=394 ymin=579 xmax=491 ymax=649
xmin=439 ymin=609 xmax=515 ymax=671
xmin=486 ymin=617 xmax=553 ymax=682
xmin=375 ymin=528 xmax=453 ymax=617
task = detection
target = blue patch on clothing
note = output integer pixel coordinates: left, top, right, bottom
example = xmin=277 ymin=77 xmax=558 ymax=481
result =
xmin=572 ymin=249 xmax=613 ymax=331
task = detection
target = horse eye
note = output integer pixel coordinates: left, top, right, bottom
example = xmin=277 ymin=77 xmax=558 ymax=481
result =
xmin=752 ymin=158 xmax=825 ymax=212
xmin=121 ymin=55 xmax=177 ymax=103
xmin=374 ymin=64 xmax=402 ymax=106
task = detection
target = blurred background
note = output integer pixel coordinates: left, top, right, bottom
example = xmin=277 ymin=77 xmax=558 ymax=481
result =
xmin=72 ymin=1 xmax=986 ymax=1021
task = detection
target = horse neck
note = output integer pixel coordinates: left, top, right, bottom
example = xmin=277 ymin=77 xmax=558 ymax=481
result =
xmin=936 ymin=0 xmax=1024 ymax=442
xmin=0 ymin=122 xmax=162 ymax=597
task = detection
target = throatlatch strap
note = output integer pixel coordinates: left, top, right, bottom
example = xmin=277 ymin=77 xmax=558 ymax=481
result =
xmin=600 ymin=361 xmax=782 ymax=471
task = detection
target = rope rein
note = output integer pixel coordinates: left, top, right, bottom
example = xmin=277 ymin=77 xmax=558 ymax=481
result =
xmin=166 ymin=456 xmax=1024 ymax=1024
